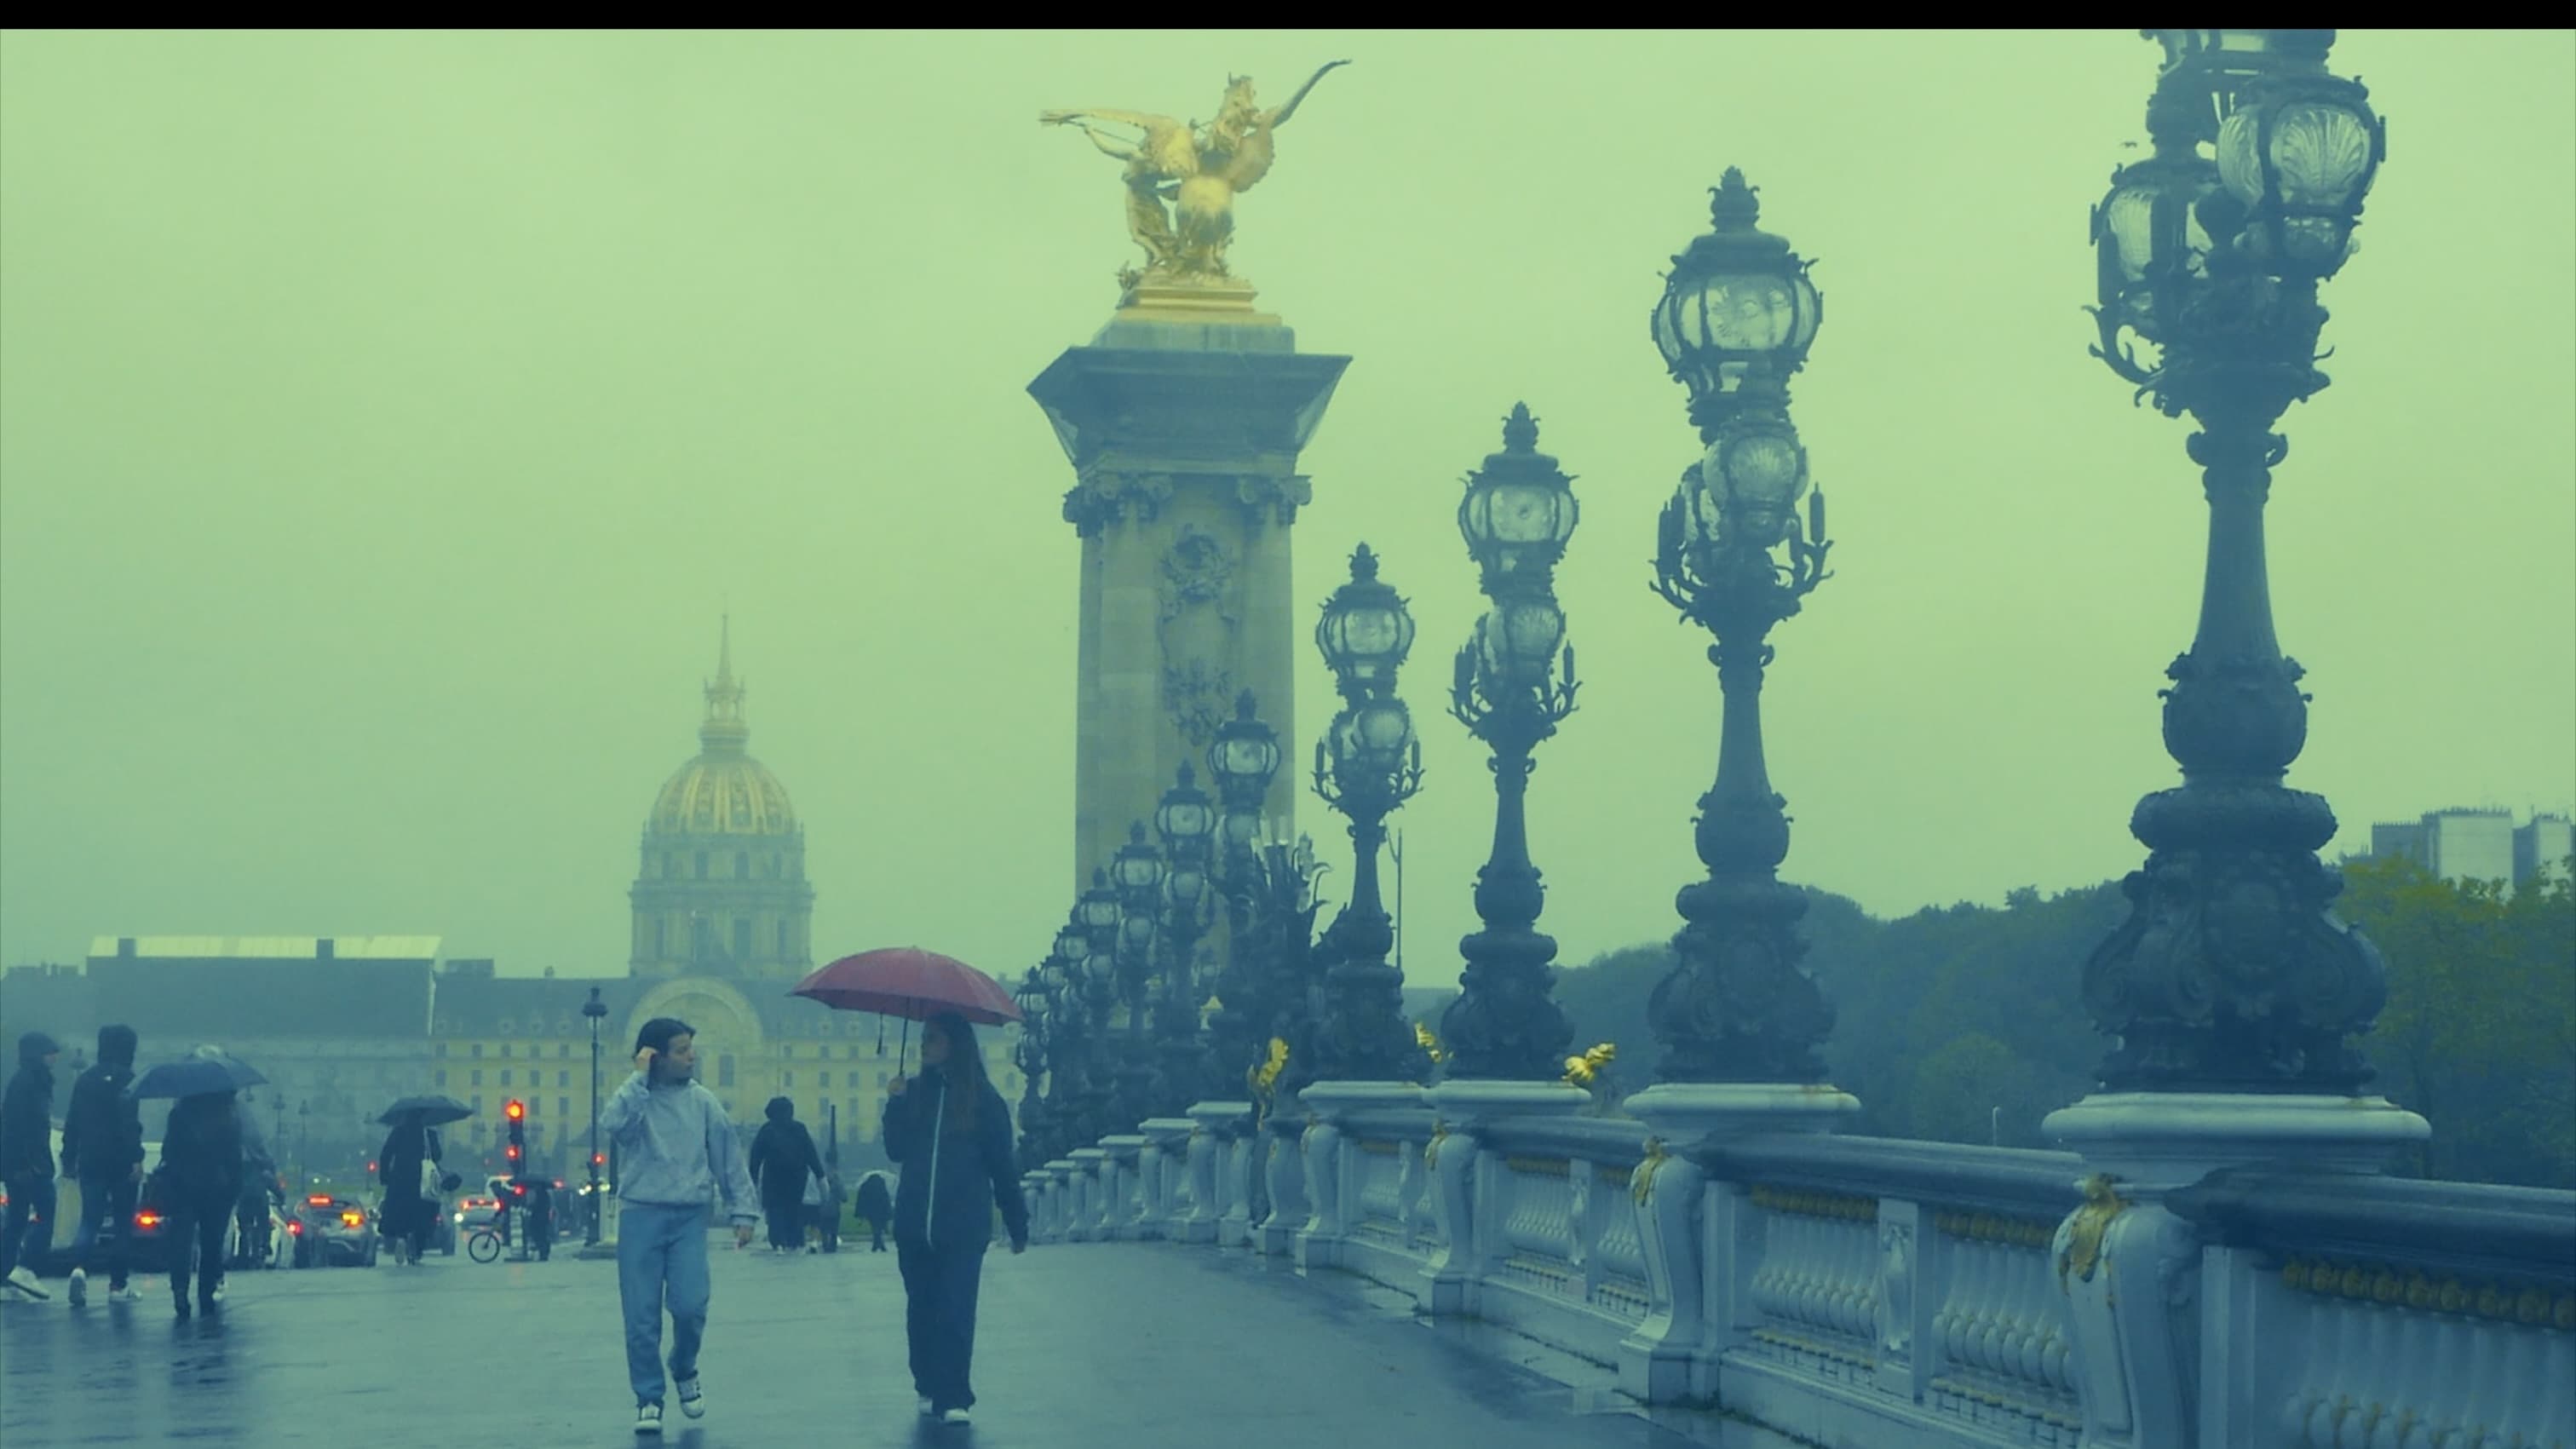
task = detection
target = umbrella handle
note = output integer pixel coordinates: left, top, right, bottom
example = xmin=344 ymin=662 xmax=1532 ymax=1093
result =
xmin=897 ymin=1014 xmax=911 ymax=1079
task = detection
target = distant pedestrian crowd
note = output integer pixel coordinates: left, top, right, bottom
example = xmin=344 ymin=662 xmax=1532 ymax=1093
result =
xmin=3 ymin=1012 xmax=1027 ymax=1436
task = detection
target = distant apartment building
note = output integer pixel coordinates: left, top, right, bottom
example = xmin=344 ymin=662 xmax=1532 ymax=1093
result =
xmin=2364 ymin=808 xmax=2573 ymax=894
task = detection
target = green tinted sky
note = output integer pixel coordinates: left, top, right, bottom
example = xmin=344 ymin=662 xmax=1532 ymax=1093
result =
xmin=3 ymin=30 xmax=2569 ymax=984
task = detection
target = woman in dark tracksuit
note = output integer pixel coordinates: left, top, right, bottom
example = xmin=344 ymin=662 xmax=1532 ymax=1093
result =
xmin=883 ymin=1011 xmax=1028 ymax=1428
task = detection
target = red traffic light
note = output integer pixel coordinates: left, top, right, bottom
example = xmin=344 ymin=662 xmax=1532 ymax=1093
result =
xmin=505 ymin=1144 xmax=523 ymax=1162
xmin=504 ymin=1099 xmax=526 ymax=1122
xmin=592 ymin=1153 xmax=606 ymax=1166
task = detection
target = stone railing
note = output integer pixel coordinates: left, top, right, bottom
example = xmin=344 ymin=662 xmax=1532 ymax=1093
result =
xmin=1027 ymin=1100 xmax=2575 ymax=1449
xmin=2168 ymin=1169 xmax=2576 ymax=1449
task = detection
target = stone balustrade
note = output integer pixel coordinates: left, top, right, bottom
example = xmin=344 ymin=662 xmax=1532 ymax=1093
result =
xmin=1027 ymin=1104 xmax=2574 ymax=1449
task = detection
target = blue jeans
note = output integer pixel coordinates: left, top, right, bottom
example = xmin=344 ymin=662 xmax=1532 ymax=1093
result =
xmin=616 ymin=1203 xmax=710 ymax=1404
xmin=0 ymin=1175 xmax=55 ymax=1278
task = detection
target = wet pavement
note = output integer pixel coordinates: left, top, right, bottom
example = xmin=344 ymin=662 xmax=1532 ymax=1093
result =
xmin=0 ymin=1236 xmax=1763 ymax=1448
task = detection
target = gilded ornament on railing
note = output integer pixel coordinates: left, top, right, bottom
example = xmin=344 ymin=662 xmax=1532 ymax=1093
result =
xmin=1424 ymin=1119 xmax=1450 ymax=1170
xmin=2056 ymin=1174 xmax=2128 ymax=1289
xmin=1630 ymin=1136 xmax=1669 ymax=1206
xmin=1749 ymin=1184 xmax=1878 ymax=1221
xmin=1413 ymin=1021 xmax=1446 ymax=1066
xmin=1933 ymin=1210 xmax=2056 ymax=1248
xmin=1249 ymin=1037 xmax=1290 ymax=1125
xmin=2280 ymin=1256 xmax=2576 ymax=1329
xmin=1561 ymin=1042 xmax=1617 ymax=1088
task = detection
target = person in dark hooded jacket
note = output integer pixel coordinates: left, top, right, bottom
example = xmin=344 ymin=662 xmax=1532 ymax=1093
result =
xmin=746 ymin=1097 xmax=825 ymax=1253
xmin=159 ymin=1087 xmax=245 ymax=1318
xmin=0 ymin=1031 xmax=62 ymax=1298
xmin=882 ymin=1012 xmax=1028 ymax=1426
xmin=59 ymin=1025 xmax=144 ymax=1304
xmin=854 ymin=1171 xmax=893 ymax=1252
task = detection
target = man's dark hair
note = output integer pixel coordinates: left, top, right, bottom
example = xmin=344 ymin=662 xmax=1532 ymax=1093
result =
xmin=634 ymin=1017 xmax=694 ymax=1058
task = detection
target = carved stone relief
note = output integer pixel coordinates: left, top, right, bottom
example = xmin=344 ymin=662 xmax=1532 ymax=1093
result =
xmin=1159 ymin=525 xmax=1239 ymax=746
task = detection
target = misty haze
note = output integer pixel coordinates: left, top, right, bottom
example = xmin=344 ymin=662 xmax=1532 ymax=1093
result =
xmin=1 ymin=27 xmax=2569 ymax=1449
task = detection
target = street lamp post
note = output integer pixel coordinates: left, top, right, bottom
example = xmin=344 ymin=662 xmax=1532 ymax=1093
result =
xmin=583 ymin=986 xmax=607 ymax=1245
xmin=1107 ymin=824 xmax=1168 ymax=1129
xmin=1073 ymin=870 xmax=1124 ymax=1141
xmin=1641 ymin=169 xmax=1838 ymax=1085
xmin=2073 ymin=30 xmax=2395 ymax=1094
xmin=1440 ymin=403 xmax=1582 ymax=1080
xmin=1151 ymin=762 xmax=1218 ymax=1114
xmin=1305 ymin=545 xmax=1433 ymax=1086
xmin=1012 ymin=969 xmax=1052 ymax=1170
xmin=1202 ymin=691 xmax=1287 ymax=1099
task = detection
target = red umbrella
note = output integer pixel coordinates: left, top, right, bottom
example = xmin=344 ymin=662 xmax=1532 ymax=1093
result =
xmin=791 ymin=948 xmax=1021 ymax=1069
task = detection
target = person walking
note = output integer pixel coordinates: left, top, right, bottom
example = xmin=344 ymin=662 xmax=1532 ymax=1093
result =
xmin=59 ymin=1026 xmax=146 ymax=1305
xmin=376 ymin=1114 xmax=442 ymax=1265
xmin=746 ymin=1097 xmax=825 ymax=1255
xmin=854 ymin=1170 xmax=893 ymax=1253
xmin=0 ymin=1032 xmax=62 ymax=1300
xmin=160 ymin=1087 xmax=246 ymax=1318
xmin=883 ymin=1011 xmax=1029 ymax=1428
xmin=600 ymin=1018 xmax=756 ymax=1436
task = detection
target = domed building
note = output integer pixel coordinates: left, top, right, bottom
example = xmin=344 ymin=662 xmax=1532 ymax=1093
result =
xmin=629 ymin=621 xmax=814 ymax=982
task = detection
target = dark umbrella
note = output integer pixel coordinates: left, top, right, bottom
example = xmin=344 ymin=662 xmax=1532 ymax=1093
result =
xmin=129 ymin=1050 xmax=266 ymax=1100
xmin=791 ymin=947 xmax=1021 ymax=1071
xmin=377 ymin=1095 xmax=474 ymax=1126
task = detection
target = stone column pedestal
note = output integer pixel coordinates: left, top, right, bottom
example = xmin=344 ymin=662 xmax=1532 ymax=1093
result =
xmin=1135 ymin=1118 xmax=1196 ymax=1239
xmin=1294 ymin=1082 xmax=1423 ymax=1274
xmin=2039 ymin=1091 xmax=2429 ymax=1449
xmin=1614 ymin=1080 xmax=1860 ymax=1405
xmin=1252 ymin=1092 xmax=1308 ymax=1257
xmin=1031 ymin=314 xmax=1350 ymax=900
xmin=1067 ymin=1148 xmax=1108 ymax=1242
xmin=1419 ymin=1079 xmax=1592 ymax=1315
xmin=1099 ymin=1134 xmax=1149 ymax=1239
xmin=1182 ymin=1101 xmax=1252 ymax=1245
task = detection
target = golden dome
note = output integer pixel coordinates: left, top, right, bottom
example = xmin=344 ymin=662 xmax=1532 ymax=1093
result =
xmin=647 ymin=619 xmax=798 ymax=838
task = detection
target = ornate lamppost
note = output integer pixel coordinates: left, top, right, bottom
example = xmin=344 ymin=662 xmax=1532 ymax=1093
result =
xmin=1151 ymin=762 xmax=1218 ymax=1113
xmin=1304 ymin=545 xmax=1433 ymax=1085
xmin=1202 ymin=691 xmax=1283 ymax=1098
xmin=1440 ymin=403 xmax=1582 ymax=1080
xmin=1012 ymin=969 xmax=1053 ymax=1170
xmin=2065 ymin=31 xmax=2405 ymax=1102
xmin=583 ymin=986 xmax=607 ymax=1245
xmin=1635 ymin=168 xmax=1842 ymax=1089
xmin=1105 ymin=835 xmax=1166 ymax=1131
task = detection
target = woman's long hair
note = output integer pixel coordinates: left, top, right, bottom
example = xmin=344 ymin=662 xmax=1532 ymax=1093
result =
xmin=925 ymin=1011 xmax=987 ymax=1132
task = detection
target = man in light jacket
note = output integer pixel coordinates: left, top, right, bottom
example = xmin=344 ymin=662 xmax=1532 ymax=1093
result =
xmin=600 ymin=1017 xmax=756 ymax=1437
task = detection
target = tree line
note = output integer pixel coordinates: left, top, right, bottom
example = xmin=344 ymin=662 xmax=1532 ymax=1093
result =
xmin=1534 ymin=855 xmax=2574 ymax=1189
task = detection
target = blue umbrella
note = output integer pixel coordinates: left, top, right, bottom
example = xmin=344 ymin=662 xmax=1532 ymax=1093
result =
xmin=129 ymin=1049 xmax=266 ymax=1100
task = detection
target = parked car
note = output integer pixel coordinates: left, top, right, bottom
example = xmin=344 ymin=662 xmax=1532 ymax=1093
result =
xmin=289 ymin=1193 xmax=378 ymax=1268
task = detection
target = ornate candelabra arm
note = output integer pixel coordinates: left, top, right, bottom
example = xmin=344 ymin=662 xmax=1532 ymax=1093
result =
xmin=1447 ymin=640 xmax=1486 ymax=732
xmin=1545 ymin=644 xmax=1580 ymax=722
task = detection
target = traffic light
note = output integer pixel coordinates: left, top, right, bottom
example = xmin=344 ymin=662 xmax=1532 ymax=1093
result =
xmin=504 ymin=1099 xmax=527 ymax=1178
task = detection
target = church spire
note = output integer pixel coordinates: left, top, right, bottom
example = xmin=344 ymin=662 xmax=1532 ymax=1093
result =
xmin=700 ymin=614 xmax=749 ymax=753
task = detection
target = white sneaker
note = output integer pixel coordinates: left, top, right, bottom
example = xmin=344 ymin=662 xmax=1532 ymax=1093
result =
xmin=107 ymin=1286 xmax=142 ymax=1303
xmin=209 ymin=1286 xmax=226 ymax=1304
xmin=66 ymin=1268 xmax=86 ymax=1307
xmin=941 ymin=1407 xmax=971 ymax=1426
xmin=917 ymin=1397 xmax=934 ymax=1417
xmin=5 ymin=1267 xmax=48 ymax=1299
xmin=676 ymin=1377 xmax=704 ymax=1419
xmin=633 ymin=1401 xmax=663 ymax=1435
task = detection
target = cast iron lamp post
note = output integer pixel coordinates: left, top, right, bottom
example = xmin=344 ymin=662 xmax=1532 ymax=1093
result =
xmin=1107 ymin=830 xmax=1167 ymax=1129
xmin=1439 ymin=403 xmax=1581 ymax=1080
xmin=1151 ymin=762 xmax=1219 ymax=1113
xmin=1643 ymin=169 xmax=1837 ymax=1084
xmin=583 ymin=986 xmax=607 ymax=1245
xmin=1306 ymin=544 xmax=1433 ymax=1084
xmin=1202 ymin=691 xmax=1284 ymax=1095
xmin=1012 ymin=969 xmax=1053 ymax=1169
xmin=2078 ymin=29 xmax=2390 ymax=1091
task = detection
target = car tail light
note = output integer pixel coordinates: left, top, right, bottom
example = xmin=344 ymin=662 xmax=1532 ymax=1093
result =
xmin=135 ymin=1210 xmax=163 ymax=1229
xmin=288 ymin=1221 xmax=303 ymax=1235
xmin=340 ymin=1210 xmax=364 ymax=1227
xmin=306 ymin=1194 xmax=333 ymax=1206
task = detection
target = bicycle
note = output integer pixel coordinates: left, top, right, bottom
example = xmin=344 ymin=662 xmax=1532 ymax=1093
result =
xmin=466 ymin=1224 xmax=504 ymax=1263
